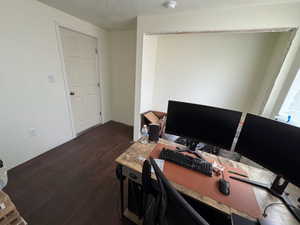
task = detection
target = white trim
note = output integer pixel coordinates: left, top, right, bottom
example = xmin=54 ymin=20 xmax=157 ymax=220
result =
xmin=54 ymin=21 xmax=103 ymax=137
xmin=54 ymin=22 xmax=76 ymax=138
xmin=95 ymin=44 xmax=103 ymax=124
xmin=133 ymin=27 xmax=144 ymax=141
xmin=146 ymin=27 xmax=295 ymax=36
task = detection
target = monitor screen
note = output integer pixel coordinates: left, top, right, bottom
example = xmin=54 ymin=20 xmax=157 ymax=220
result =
xmin=235 ymin=113 xmax=300 ymax=187
xmin=165 ymin=100 xmax=242 ymax=150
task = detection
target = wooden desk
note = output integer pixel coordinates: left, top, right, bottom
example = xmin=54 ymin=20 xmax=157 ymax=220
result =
xmin=115 ymin=139 xmax=300 ymax=225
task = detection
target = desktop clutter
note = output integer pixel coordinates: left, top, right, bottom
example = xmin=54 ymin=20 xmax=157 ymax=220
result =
xmin=159 ymin=147 xmax=230 ymax=196
xmin=142 ymin=111 xmax=167 ymax=140
xmin=137 ymin=100 xmax=300 ymax=224
xmin=142 ymin=128 xmax=235 ymax=197
xmin=143 ymin=142 xmax=263 ymax=224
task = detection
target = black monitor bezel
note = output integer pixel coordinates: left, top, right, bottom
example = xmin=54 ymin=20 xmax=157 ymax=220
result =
xmin=235 ymin=113 xmax=300 ymax=187
xmin=165 ymin=100 xmax=242 ymax=150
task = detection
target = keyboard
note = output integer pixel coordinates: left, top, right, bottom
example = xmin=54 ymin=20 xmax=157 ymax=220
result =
xmin=159 ymin=148 xmax=213 ymax=176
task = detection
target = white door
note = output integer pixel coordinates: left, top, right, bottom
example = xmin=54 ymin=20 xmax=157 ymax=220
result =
xmin=60 ymin=27 xmax=101 ymax=134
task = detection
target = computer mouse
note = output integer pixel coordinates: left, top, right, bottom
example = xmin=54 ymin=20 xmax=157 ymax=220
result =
xmin=218 ymin=178 xmax=230 ymax=196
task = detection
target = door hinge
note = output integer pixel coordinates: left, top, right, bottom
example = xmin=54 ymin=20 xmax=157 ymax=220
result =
xmin=97 ymin=82 xmax=100 ymax=88
xmin=95 ymin=48 xmax=98 ymax=54
xmin=100 ymin=112 xmax=102 ymax=116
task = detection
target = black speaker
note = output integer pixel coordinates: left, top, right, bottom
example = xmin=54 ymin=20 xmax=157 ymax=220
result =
xmin=148 ymin=124 xmax=160 ymax=142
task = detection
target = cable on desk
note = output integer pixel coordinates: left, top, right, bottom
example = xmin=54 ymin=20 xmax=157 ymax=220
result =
xmin=263 ymin=203 xmax=283 ymax=217
xmin=263 ymin=202 xmax=296 ymax=217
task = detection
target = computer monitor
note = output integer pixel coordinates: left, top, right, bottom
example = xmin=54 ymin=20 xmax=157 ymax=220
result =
xmin=165 ymin=100 xmax=242 ymax=150
xmin=235 ymin=113 xmax=300 ymax=188
xmin=234 ymin=113 xmax=300 ymax=222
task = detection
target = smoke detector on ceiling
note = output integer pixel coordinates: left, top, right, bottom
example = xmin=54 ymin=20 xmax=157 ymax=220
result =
xmin=163 ymin=0 xmax=177 ymax=9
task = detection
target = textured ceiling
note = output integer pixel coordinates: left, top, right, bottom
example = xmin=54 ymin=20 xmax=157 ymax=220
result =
xmin=38 ymin=0 xmax=300 ymax=29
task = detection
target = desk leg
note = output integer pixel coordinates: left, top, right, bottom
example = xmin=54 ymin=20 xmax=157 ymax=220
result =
xmin=116 ymin=164 xmax=125 ymax=218
xmin=120 ymin=178 xmax=124 ymax=216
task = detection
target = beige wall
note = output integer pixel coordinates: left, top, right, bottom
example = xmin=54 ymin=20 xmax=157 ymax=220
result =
xmin=270 ymin=42 xmax=300 ymax=118
xmin=0 ymin=0 xmax=111 ymax=169
xmin=150 ymin=32 xmax=280 ymax=113
xmin=252 ymin=31 xmax=294 ymax=114
xmin=110 ymin=30 xmax=136 ymax=125
xmin=140 ymin=35 xmax=158 ymax=113
xmin=134 ymin=3 xmax=300 ymax=140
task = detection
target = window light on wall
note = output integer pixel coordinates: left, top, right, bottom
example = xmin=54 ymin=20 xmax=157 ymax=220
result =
xmin=277 ymin=68 xmax=300 ymax=127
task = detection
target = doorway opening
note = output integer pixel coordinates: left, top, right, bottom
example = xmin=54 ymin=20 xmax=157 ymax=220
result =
xmin=59 ymin=27 xmax=102 ymax=135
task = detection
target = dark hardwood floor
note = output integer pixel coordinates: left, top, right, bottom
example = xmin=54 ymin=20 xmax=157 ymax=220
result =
xmin=4 ymin=121 xmax=135 ymax=225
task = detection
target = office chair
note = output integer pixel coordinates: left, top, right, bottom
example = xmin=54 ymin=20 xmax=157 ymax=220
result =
xmin=142 ymin=157 xmax=210 ymax=225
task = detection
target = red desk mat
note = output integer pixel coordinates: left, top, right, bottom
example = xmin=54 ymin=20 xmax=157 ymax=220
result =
xmin=150 ymin=144 xmax=262 ymax=219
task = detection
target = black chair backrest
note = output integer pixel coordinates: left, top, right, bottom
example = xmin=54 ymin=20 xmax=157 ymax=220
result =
xmin=142 ymin=157 xmax=210 ymax=225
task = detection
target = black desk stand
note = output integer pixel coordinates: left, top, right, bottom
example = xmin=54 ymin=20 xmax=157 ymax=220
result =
xmin=230 ymin=175 xmax=300 ymax=223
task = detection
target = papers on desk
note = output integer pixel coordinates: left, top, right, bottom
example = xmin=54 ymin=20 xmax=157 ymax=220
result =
xmin=151 ymin=159 xmax=165 ymax=173
xmin=137 ymin=156 xmax=165 ymax=173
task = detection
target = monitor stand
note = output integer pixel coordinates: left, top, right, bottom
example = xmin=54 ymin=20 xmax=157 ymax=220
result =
xmin=185 ymin=138 xmax=199 ymax=151
xmin=174 ymin=137 xmax=199 ymax=151
xmin=175 ymin=138 xmax=206 ymax=159
xmin=230 ymin=175 xmax=300 ymax=223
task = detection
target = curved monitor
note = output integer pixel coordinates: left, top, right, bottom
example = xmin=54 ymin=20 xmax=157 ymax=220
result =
xmin=235 ymin=113 xmax=300 ymax=187
xmin=165 ymin=100 xmax=242 ymax=150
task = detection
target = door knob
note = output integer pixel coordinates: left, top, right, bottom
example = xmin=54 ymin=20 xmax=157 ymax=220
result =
xmin=70 ymin=92 xmax=75 ymax=96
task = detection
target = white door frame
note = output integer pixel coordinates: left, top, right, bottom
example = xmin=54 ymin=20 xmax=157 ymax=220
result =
xmin=134 ymin=27 xmax=297 ymax=140
xmin=54 ymin=21 xmax=103 ymax=138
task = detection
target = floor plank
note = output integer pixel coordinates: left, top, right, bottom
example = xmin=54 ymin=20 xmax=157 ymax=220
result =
xmin=4 ymin=121 xmax=135 ymax=225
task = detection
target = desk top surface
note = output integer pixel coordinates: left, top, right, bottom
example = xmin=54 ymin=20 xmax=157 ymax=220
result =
xmin=115 ymin=139 xmax=300 ymax=225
